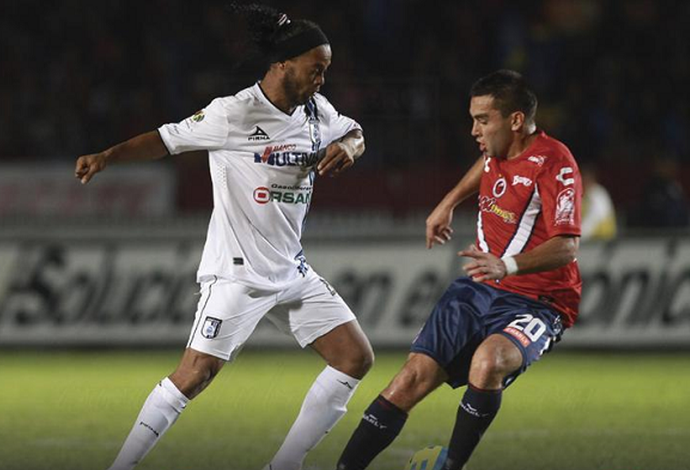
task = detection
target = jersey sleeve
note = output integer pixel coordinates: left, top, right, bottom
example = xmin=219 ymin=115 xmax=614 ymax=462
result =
xmin=158 ymin=98 xmax=230 ymax=154
xmin=315 ymin=94 xmax=362 ymax=145
xmin=537 ymin=154 xmax=582 ymax=237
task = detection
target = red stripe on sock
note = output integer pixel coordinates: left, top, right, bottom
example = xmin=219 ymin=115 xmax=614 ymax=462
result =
xmin=468 ymin=383 xmax=503 ymax=394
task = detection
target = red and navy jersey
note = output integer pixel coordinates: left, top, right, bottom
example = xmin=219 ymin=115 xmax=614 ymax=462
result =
xmin=476 ymin=130 xmax=582 ymax=327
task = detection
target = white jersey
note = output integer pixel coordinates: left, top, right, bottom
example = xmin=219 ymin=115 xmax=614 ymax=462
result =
xmin=158 ymin=83 xmax=361 ymax=289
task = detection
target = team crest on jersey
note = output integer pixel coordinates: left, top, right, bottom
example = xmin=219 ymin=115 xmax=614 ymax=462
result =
xmin=202 ymin=316 xmax=222 ymax=339
xmin=555 ymin=188 xmax=576 ymax=225
xmin=492 ymin=177 xmax=507 ymax=198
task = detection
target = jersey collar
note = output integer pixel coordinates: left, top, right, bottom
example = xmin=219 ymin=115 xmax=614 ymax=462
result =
xmin=508 ymin=129 xmax=547 ymax=162
xmin=254 ymin=82 xmax=302 ymax=119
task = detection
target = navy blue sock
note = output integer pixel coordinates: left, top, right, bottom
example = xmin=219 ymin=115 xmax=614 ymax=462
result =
xmin=336 ymin=395 xmax=408 ymax=470
xmin=443 ymin=384 xmax=502 ymax=470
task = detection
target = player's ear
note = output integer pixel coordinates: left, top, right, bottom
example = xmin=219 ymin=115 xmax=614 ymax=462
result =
xmin=510 ymin=111 xmax=525 ymax=132
xmin=268 ymin=61 xmax=287 ymax=74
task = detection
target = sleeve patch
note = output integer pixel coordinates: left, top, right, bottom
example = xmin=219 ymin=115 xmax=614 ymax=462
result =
xmin=555 ymin=188 xmax=576 ymax=225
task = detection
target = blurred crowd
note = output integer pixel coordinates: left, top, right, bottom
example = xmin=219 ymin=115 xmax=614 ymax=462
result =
xmin=1 ymin=0 xmax=689 ymax=225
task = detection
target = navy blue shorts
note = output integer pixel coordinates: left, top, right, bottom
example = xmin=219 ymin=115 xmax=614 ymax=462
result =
xmin=410 ymin=277 xmax=563 ymax=389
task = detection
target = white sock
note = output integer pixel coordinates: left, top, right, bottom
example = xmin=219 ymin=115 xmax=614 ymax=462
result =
xmin=108 ymin=377 xmax=189 ymax=470
xmin=267 ymin=366 xmax=361 ymax=470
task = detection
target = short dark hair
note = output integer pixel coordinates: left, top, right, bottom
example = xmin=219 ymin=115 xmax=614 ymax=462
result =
xmin=228 ymin=3 xmax=324 ymax=62
xmin=470 ymin=70 xmax=538 ymax=123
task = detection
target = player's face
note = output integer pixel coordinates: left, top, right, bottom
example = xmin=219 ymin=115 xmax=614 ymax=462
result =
xmin=283 ymin=44 xmax=332 ymax=106
xmin=469 ymin=95 xmax=513 ymax=158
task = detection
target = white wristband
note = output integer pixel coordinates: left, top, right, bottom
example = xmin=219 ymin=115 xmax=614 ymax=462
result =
xmin=501 ymin=256 xmax=518 ymax=276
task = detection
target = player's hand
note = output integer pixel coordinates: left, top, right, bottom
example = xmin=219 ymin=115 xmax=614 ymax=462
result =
xmin=425 ymin=203 xmax=454 ymax=249
xmin=75 ymin=152 xmax=108 ymax=184
xmin=317 ymin=142 xmax=355 ymax=176
xmin=458 ymin=244 xmax=507 ymax=282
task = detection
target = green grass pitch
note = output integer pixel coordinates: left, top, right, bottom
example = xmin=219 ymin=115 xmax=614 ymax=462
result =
xmin=1 ymin=349 xmax=688 ymax=470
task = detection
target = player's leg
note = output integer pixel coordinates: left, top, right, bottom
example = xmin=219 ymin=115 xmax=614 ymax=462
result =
xmin=336 ymin=277 xmax=489 ymax=470
xmin=442 ymin=299 xmax=563 ymax=470
xmin=107 ymin=349 xmax=225 ymax=470
xmin=265 ymin=273 xmax=374 ymax=470
xmin=336 ymin=352 xmax=448 ymax=470
xmin=107 ymin=277 xmax=274 ymax=470
xmin=441 ymin=334 xmax=520 ymax=470
xmin=310 ymin=318 xmax=374 ymax=379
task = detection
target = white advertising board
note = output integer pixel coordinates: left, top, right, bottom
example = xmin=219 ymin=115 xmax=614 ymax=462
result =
xmin=1 ymin=228 xmax=689 ymax=348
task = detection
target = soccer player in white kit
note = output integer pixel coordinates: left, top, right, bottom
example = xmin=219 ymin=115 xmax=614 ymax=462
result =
xmin=74 ymin=4 xmax=374 ymax=470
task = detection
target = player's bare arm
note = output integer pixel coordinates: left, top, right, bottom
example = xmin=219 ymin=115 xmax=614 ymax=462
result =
xmin=317 ymin=129 xmax=364 ymax=176
xmin=425 ymin=157 xmax=484 ymax=249
xmin=460 ymin=235 xmax=579 ymax=282
xmin=74 ymin=131 xmax=169 ymax=184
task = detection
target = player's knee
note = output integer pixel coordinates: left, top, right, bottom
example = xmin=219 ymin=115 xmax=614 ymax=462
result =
xmin=472 ymin=355 xmax=501 ymax=380
xmin=359 ymin=347 xmax=375 ymax=375
xmin=471 ymin=348 xmax=520 ymax=385
xmin=170 ymin=357 xmax=224 ymax=399
xmin=335 ymin=347 xmax=374 ymax=379
xmin=383 ymin=365 xmax=433 ymax=411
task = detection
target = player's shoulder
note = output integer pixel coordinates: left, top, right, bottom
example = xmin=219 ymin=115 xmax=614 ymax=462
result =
xmin=214 ymin=85 xmax=262 ymax=112
xmin=533 ymin=132 xmax=578 ymax=168
xmin=312 ymin=92 xmax=332 ymax=106
xmin=311 ymin=92 xmax=339 ymax=114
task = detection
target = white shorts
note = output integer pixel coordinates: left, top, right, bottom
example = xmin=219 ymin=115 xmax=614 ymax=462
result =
xmin=186 ymin=270 xmax=357 ymax=361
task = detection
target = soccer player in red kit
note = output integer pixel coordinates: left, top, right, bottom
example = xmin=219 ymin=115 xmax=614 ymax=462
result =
xmin=335 ymin=70 xmax=582 ymax=470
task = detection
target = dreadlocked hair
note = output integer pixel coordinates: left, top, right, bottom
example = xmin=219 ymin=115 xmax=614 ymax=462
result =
xmin=227 ymin=2 xmax=321 ymax=59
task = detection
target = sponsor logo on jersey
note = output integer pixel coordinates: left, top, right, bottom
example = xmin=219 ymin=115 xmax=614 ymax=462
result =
xmin=528 ymin=155 xmax=546 ymax=166
xmin=258 ymin=144 xmax=298 ymax=162
xmin=253 ymin=187 xmax=271 ymax=204
xmin=479 ymin=195 xmax=517 ymax=224
xmin=248 ymin=126 xmax=270 ymax=141
xmin=555 ymin=188 xmax=576 ymax=225
xmin=492 ymin=177 xmax=507 ymax=198
xmin=512 ymin=175 xmax=533 ymax=187
xmin=556 ymin=166 xmax=575 ymax=186
xmin=201 ymin=316 xmax=222 ymax=339
xmin=191 ymin=110 xmax=205 ymax=123
xmin=253 ymin=185 xmax=312 ymax=205
xmin=254 ymin=148 xmax=319 ymax=167
xmin=504 ymin=326 xmax=531 ymax=347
